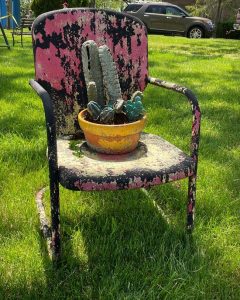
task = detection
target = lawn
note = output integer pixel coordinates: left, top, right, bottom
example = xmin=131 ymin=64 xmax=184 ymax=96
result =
xmin=0 ymin=33 xmax=240 ymax=299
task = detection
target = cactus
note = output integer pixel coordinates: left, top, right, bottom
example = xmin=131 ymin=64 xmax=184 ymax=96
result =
xmin=113 ymin=98 xmax=125 ymax=113
xmin=131 ymin=91 xmax=144 ymax=103
xmin=81 ymin=41 xmax=145 ymax=124
xmin=98 ymin=45 xmax=122 ymax=105
xmin=87 ymin=101 xmax=102 ymax=121
xmin=87 ymin=81 xmax=97 ymax=103
xmin=82 ymin=40 xmax=105 ymax=107
xmin=99 ymin=106 xmax=115 ymax=124
xmin=123 ymin=96 xmax=145 ymax=122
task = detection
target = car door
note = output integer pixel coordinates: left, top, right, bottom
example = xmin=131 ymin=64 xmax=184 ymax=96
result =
xmin=141 ymin=5 xmax=168 ymax=32
xmin=164 ymin=6 xmax=189 ymax=33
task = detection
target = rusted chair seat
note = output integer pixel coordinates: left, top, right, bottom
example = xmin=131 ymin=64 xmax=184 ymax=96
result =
xmin=57 ymin=133 xmax=195 ymax=191
xmin=30 ymin=8 xmax=201 ymax=262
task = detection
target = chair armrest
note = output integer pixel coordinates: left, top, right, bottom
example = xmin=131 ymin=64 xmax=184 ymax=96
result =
xmin=29 ymin=79 xmax=59 ymax=185
xmin=148 ymin=77 xmax=201 ymax=170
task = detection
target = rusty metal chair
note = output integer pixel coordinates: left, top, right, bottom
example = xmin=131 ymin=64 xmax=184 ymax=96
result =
xmin=30 ymin=8 xmax=201 ymax=262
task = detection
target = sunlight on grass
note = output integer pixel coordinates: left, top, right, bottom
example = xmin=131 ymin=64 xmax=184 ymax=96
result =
xmin=0 ymin=32 xmax=240 ymax=299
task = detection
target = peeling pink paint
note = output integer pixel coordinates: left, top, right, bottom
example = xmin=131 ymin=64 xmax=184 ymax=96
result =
xmin=74 ymin=180 xmax=118 ymax=191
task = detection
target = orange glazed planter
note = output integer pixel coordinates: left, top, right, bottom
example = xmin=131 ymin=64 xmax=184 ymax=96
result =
xmin=78 ymin=109 xmax=147 ymax=154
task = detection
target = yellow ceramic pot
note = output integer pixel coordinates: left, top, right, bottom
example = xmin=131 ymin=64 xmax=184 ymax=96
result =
xmin=78 ymin=109 xmax=147 ymax=154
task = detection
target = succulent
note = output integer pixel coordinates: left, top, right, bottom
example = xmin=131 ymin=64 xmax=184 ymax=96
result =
xmin=82 ymin=40 xmax=105 ymax=107
xmin=99 ymin=106 xmax=115 ymax=124
xmin=98 ymin=45 xmax=122 ymax=105
xmin=87 ymin=101 xmax=102 ymax=121
xmin=82 ymin=41 xmax=146 ymax=125
xmin=113 ymin=98 xmax=125 ymax=113
xmin=86 ymin=81 xmax=97 ymax=103
xmin=131 ymin=91 xmax=144 ymax=102
xmin=123 ymin=96 xmax=145 ymax=122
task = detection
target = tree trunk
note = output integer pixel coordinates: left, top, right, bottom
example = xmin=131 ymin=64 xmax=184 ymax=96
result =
xmin=7 ymin=0 xmax=12 ymax=29
xmin=89 ymin=0 xmax=96 ymax=7
xmin=215 ymin=0 xmax=223 ymax=24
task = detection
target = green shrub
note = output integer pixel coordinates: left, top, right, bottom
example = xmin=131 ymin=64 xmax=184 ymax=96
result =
xmin=216 ymin=22 xmax=234 ymax=38
xmin=31 ymin=0 xmax=90 ymax=17
xmin=21 ymin=0 xmax=32 ymax=17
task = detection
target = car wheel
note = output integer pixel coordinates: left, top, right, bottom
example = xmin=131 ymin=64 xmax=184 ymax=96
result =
xmin=188 ymin=27 xmax=204 ymax=38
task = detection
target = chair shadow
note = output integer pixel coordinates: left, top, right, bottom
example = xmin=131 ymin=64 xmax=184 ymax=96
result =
xmin=36 ymin=188 xmax=196 ymax=298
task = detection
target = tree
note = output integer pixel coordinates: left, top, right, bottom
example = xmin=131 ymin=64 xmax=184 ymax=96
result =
xmin=186 ymin=0 xmax=240 ymax=23
xmin=31 ymin=0 xmax=90 ymax=16
xmin=95 ymin=0 xmax=123 ymax=10
xmin=21 ymin=0 xmax=32 ymax=17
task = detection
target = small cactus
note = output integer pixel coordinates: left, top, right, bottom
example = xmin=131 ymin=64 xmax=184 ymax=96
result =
xmin=87 ymin=81 xmax=97 ymax=103
xmin=99 ymin=106 xmax=115 ymax=124
xmin=113 ymin=98 xmax=125 ymax=113
xmin=87 ymin=101 xmax=102 ymax=121
xmin=131 ymin=91 xmax=144 ymax=102
xmin=123 ymin=96 xmax=145 ymax=122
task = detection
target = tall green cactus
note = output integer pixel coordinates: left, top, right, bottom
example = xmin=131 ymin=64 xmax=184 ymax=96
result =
xmin=81 ymin=40 xmax=105 ymax=107
xmin=98 ymin=45 xmax=122 ymax=105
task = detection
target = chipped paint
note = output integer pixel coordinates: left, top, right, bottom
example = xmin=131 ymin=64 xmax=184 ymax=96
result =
xmin=32 ymin=9 xmax=148 ymax=136
xmin=57 ymin=133 xmax=195 ymax=191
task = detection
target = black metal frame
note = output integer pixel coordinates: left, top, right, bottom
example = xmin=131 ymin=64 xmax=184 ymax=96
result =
xmin=30 ymin=77 xmax=201 ymax=262
xmin=148 ymin=77 xmax=201 ymax=231
xmin=12 ymin=18 xmax=34 ymax=46
xmin=30 ymin=80 xmax=60 ymax=261
xmin=0 ymin=22 xmax=10 ymax=49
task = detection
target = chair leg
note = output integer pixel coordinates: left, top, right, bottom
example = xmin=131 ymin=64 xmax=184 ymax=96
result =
xmin=50 ymin=180 xmax=61 ymax=262
xmin=187 ymin=175 xmax=196 ymax=231
xmin=36 ymin=184 xmax=60 ymax=263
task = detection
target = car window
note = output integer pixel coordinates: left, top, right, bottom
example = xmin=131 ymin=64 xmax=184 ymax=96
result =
xmin=166 ymin=6 xmax=186 ymax=16
xmin=145 ymin=5 xmax=166 ymax=14
xmin=124 ymin=4 xmax=143 ymax=12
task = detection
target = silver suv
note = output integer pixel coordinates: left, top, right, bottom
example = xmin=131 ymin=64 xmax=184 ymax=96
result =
xmin=123 ymin=2 xmax=214 ymax=38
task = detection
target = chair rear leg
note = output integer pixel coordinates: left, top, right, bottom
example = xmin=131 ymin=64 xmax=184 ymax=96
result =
xmin=187 ymin=174 xmax=196 ymax=231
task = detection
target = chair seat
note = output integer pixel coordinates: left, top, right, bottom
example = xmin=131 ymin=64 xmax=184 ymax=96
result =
xmin=57 ymin=133 xmax=194 ymax=191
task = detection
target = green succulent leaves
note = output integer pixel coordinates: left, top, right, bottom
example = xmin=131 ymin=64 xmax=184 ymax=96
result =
xmin=123 ymin=97 xmax=145 ymax=122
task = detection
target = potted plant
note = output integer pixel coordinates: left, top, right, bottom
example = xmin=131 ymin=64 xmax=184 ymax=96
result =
xmin=78 ymin=41 xmax=146 ymax=154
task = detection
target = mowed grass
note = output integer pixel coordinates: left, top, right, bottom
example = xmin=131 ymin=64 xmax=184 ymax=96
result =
xmin=0 ymin=32 xmax=240 ymax=299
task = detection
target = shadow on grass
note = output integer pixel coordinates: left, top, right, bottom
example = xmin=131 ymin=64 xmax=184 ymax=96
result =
xmin=0 ymin=185 xmax=239 ymax=298
xmin=0 ymin=112 xmax=44 ymax=140
xmin=34 ymin=189 xmax=190 ymax=298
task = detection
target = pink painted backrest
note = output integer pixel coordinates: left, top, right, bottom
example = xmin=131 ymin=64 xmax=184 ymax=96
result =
xmin=32 ymin=9 xmax=148 ymax=136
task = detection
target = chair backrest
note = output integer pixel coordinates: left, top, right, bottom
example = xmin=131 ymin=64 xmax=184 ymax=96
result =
xmin=21 ymin=18 xmax=35 ymax=29
xmin=32 ymin=8 xmax=148 ymax=136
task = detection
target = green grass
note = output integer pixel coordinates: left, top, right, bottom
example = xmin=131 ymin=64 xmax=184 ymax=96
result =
xmin=0 ymin=33 xmax=240 ymax=299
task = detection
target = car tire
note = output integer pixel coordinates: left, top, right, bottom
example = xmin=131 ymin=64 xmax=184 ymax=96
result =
xmin=188 ymin=26 xmax=204 ymax=38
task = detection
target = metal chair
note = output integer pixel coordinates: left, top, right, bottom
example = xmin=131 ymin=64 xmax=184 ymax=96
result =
xmin=30 ymin=8 xmax=201 ymax=262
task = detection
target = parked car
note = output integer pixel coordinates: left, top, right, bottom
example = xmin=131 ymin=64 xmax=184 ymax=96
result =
xmin=123 ymin=2 xmax=214 ymax=38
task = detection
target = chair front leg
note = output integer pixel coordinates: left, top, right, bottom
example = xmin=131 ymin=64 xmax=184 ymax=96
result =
xmin=30 ymin=79 xmax=61 ymax=262
xmin=49 ymin=167 xmax=60 ymax=261
xmin=187 ymin=175 xmax=196 ymax=231
xmin=148 ymin=77 xmax=201 ymax=231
